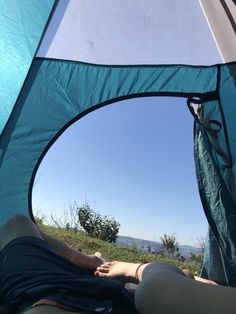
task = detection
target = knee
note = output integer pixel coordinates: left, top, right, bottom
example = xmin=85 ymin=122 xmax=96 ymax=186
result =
xmin=141 ymin=262 xmax=185 ymax=281
xmin=4 ymin=214 xmax=32 ymax=229
xmin=135 ymin=268 xmax=192 ymax=314
xmin=0 ymin=214 xmax=40 ymax=251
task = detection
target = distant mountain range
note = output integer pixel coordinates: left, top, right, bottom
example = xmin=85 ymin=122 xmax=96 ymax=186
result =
xmin=117 ymin=235 xmax=201 ymax=258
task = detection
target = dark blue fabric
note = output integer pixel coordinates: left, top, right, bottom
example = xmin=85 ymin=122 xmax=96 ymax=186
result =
xmin=0 ymin=237 xmax=136 ymax=313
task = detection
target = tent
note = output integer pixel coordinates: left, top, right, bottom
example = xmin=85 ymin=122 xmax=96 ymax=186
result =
xmin=0 ymin=0 xmax=236 ymax=287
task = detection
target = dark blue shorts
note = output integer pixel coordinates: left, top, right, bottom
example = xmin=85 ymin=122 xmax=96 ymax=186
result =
xmin=0 ymin=236 xmax=136 ymax=314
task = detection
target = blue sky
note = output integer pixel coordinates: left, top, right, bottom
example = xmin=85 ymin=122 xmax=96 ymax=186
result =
xmin=33 ymin=96 xmax=209 ymax=246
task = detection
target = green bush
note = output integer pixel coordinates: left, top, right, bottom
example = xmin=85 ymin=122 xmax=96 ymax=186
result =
xmin=78 ymin=205 xmax=120 ymax=243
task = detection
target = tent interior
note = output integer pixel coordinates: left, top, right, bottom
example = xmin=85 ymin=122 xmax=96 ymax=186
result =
xmin=0 ymin=0 xmax=236 ymax=309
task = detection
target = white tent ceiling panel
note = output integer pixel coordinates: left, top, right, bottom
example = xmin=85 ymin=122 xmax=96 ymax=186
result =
xmin=37 ymin=0 xmax=222 ymax=65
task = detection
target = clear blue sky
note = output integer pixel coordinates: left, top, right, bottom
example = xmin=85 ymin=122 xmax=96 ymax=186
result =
xmin=33 ymin=96 xmax=209 ymax=246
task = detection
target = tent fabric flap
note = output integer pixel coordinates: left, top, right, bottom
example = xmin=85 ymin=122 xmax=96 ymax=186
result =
xmin=0 ymin=0 xmax=55 ymax=135
xmin=194 ymin=63 xmax=236 ymax=286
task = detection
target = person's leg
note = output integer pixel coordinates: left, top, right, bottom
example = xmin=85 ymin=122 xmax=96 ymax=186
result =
xmin=0 ymin=214 xmax=42 ymax=250
xmin=135 ymin=262 xmax=236 ymax=314
xmin=95 ymin=261 xmax=236 ymax=314
xmin=95 ymin=261 xmax=185 ymax=283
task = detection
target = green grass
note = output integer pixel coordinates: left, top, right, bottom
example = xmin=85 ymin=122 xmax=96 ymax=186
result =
xmin=38 ymin=222 xmax=202 ymax=275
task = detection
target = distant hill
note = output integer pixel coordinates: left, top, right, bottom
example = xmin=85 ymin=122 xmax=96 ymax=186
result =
xmin=117 ymin=235 xmax=201 ymax=258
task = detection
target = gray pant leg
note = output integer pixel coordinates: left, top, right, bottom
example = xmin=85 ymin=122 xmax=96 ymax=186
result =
xmin=134 ymin=262 xmax=186 ymax=314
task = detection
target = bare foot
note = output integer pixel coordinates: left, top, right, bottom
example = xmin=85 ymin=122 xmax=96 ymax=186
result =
xmin=194 ymin=276 xmax=219 ymax=285
xmin=182 ymin=269 xmax=218 ymax=285
xmin=94 ymin=261 xmax=142 ymax=283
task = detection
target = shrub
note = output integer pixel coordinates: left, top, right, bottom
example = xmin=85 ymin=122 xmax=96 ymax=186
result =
xmin=160 ymin=233 xmax=179 ymax=258
xmin=78 ymin=205 xmax=120 ymax=243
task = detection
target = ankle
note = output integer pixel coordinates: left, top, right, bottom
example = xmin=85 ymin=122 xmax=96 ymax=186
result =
xmin=124 ymin=263 xmax=142 ymax=283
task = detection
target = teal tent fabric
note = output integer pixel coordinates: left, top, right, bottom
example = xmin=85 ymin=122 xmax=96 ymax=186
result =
xmin=0 ymin=0 xmax=55 ymax=134
xmin=193 ymin=63 xmax=236 ymax=286
xmin=0 ymin=59 xmax=218 ymax=226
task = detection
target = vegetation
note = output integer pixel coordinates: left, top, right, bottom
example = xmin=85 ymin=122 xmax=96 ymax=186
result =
xmin=78 ymin=205 xmax=120 ymax=243
xmin=47 ymin=203 xmax=120 ymax=243
xmin=36 ymin=217 xmax=203 ymax=276
xmin=160 ymin=233 xmax=179 ymax=258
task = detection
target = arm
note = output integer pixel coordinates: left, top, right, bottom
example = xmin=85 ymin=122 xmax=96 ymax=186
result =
xmin=40 ymin=230 xmax=103 ymax=270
